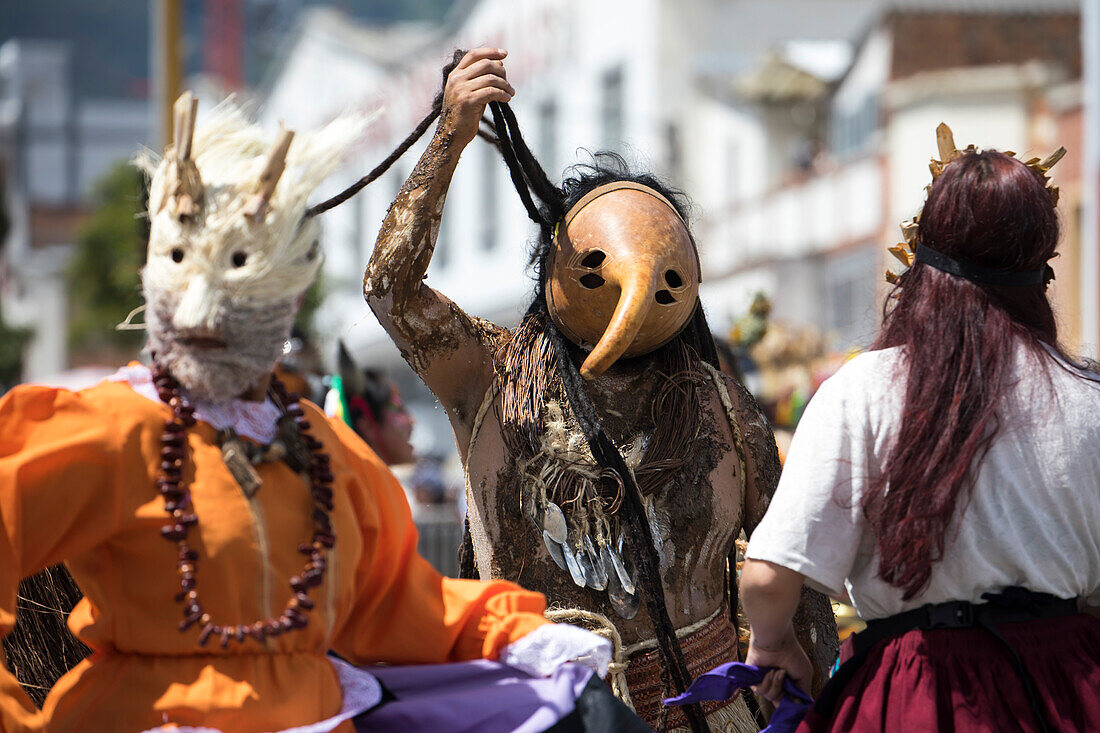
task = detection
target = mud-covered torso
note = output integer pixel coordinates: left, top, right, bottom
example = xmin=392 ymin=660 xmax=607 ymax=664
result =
xmin=463 ymin=359 xmax=744 ymax=644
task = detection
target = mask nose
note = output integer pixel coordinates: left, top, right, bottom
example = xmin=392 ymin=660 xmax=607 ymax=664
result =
xmin=579 ymin=269 xmax=657 ymax=380
xmin=172 ymin=274 xmax=222 ymax=332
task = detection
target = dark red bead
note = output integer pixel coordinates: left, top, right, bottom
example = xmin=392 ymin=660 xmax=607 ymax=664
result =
xmin=313 ymin=532 xmax=335 ymax=548
xmin=235 ymin=626 xmax=247 ymax=643
xmin=179 ymin=610 xmax=203 ymax=631
xmin=181 ymin=414 xmax=197 ymax=427
xmin=220 ymin=627 xmax=232 ymax=648
xmin=298 ymin=543 xmax=313 ymax=555
xmin=285 ymin=392 xmax=301 ymax=404
xmin=198 ymin=623 xmax=217 ymax=646
xmin=311 ymin=509 xmax=328 ymax=524
xmin=180 ymin=575 xmax=196 ymax=590
xmin=290 ymin=576 xmax=306 ymax=593
xmin=286 ymin=404 xmax=304 ymax=418
xmin=264 ymin=620 xmax=283 ymax=637
xmin=179 ymin=513 xmax=198 ymax=526
xmin=179 ymin=548 xmax=198 ymax=562
xmin=249 ymin=622 xmax=266 ymax=641
xmin=160 ymin=524 xmax=187 ymax=541
xmin=294 ymin=593 xmax=315 ymax=610
xmin=303 ymin=572 xmax=323 ymax=588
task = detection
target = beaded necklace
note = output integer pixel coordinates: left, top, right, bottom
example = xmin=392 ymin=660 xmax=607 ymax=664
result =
xmin=151 ymin=363 xmax=336 ymax=649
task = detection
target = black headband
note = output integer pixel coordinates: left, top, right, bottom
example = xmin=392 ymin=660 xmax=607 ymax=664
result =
xmin=914 ymin=244 xmax=1053 ymax=287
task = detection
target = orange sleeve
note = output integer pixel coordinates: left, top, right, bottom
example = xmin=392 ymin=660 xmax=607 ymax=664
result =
xmin=327 ymin=419 xmax=550 ymax=666
xmin=0 ymin=385 xmax=124 ymax=732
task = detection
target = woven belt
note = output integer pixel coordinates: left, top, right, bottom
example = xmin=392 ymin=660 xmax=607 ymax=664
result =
xmin=626 ymin=610 xmax=742 ymax=729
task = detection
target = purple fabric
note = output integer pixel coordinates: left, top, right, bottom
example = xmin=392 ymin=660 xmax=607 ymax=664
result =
xmin=355 ymin=660 xmax=595 ymax=733
xmin=663 ymin=662 xmax=812 ymax=733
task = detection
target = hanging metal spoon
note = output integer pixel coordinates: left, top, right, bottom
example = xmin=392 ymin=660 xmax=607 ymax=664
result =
xmin=561 ymin=537 xmax=587 ymax=587
xmin=611 ymin=534 xmax=637 ymax=595
xmin=542 ymin=501 xmax=568 ymax=544
xmin=543 ymin=530 xmax=567 ymax=571
xmin=606 ymin=564 xmax=640 ymax=619
xmin=585 ymin=535 xmax=608 ymax=590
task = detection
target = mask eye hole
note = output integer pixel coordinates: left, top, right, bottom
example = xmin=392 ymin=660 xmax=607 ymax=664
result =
xmin=171 ymin=248 xmax=185 ymax=263
xmin=664 ymin=269 xmax=683 ymax=288
xmin=306 ymin=240 xmax=320 ymax=261
xmin=231 ymin=251 xmax=248 ymax=268
xmin=655 ymin=290 xmax=676 ymax=305
xmin=580 ymin=250 xmax=606 ymax=269
xmin=579 ymin=273 xmax=605 ymax=289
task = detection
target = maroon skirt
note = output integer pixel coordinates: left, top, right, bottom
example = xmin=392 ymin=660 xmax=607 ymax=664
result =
xmin=798 ymin=613 xmax=1100 ymax=732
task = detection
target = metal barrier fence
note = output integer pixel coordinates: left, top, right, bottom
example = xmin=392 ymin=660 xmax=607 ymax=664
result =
xmin=415 ymin=517 xmax=464 ymax=578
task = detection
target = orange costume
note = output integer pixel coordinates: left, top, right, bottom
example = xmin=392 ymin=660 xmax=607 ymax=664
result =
xmin=0 ymin=378 xmax=549 ymax=732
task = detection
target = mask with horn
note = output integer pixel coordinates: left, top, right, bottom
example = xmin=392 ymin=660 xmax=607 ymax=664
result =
xmin=141 ymin=92 xmax=365 ymax=402
xmin=546 ymin=181 xmax=701 ymax=380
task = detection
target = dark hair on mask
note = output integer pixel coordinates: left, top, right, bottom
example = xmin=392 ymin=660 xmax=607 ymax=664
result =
xmin=525 ymin=151 xmax=693 ymax=284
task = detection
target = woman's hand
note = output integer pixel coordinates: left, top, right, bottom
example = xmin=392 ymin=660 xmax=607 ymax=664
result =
xmin=439 ymin=47 xmax=515 ymax=149
xmin=746 ymin=629 xmax=813 ymax=704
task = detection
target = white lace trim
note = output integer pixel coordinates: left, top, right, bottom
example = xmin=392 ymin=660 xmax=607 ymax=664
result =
xmin=109 ymin=364 xmax=284 ymax=443
xmin=499 ymin=623 xmax=612 ymax=679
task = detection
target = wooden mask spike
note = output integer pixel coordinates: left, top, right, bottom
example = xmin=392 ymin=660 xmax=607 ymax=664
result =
xmin=243 ymin=124 xmax=295 ymax=221
xmin=174 ymin=92 xmax=198 ymax=161
xmin=165 ymin=91 xmax=203 ymax=221
xmin=936 ymin=122 xmax=958 ymax=164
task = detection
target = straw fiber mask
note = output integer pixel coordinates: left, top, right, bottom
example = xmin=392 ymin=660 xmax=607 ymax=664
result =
xmin=547 ymin=181 xmax=700 ymax=380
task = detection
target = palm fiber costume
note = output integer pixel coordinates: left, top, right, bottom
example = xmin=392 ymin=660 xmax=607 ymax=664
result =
xmin=361 ymin=53 xmax=839 ymax=732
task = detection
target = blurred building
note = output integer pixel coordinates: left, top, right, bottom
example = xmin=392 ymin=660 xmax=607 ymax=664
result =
xmin=0 ymin=39 xmax=149 ymax=381
xmin=707 ymin=5 xmax=1086 ymax=350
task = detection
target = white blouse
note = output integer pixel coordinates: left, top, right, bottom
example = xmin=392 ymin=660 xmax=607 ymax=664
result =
xmin=746 ymin=342 xmax=1100 ymax=620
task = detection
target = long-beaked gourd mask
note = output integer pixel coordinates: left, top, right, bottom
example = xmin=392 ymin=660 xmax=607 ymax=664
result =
xmin=546 ymin=181 xmax=701 ymax=380
xmin=141 ymin=93 xmax=365 ymax=402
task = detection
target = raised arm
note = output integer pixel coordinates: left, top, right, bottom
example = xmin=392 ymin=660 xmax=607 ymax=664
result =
xmin=726 ymin=375 xmax=839 ymax=695
xmin=364 ymin=48 xmax=515 ymax=455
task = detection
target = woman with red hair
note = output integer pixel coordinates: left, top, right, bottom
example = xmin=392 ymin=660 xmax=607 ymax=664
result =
xmin=739 ymin=128 xmax=1100 ymax=732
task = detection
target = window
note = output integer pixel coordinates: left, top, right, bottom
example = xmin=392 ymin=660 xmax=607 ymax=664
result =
xmin=480 ymin=141 xmax=498 ymax=251
xmin=829 ymin=94 xmax=879 ymax=156
xmin=665 ymin=122 xmax=681 ymax=183
xmin=539 ymin=98 xmax=558 ymax=179
xmin=600 ymin=67 xmax=624 ymax=151
xmin=824 ymin=244 xmax=878 ymax=347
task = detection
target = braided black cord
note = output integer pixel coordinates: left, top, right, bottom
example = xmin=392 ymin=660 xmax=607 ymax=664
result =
xmin=306 ymin=50 xmax=467 ymax=218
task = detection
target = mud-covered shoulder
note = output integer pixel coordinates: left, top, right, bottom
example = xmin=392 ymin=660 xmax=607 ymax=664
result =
xmin=720 ymin=373 xmax=781 ymax=531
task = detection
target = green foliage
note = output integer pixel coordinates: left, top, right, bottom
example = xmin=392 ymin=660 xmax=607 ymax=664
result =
xmin=295 ymin=272 xmax=326 ymax=337
xmin=67 ymin=163 xmax=148 ymax=354
xmin=0 ymin=302 xmax=33 ymax=391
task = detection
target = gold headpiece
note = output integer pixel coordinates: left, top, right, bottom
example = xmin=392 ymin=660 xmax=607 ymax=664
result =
xmin=886 ymin=123 xmax=1066 ymax=284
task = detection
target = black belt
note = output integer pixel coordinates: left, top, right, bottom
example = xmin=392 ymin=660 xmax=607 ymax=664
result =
xmin=814 ymin=587 xmax=1080 ymax=733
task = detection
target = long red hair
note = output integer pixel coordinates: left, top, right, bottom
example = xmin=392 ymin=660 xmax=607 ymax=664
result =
xmin=869 ymin=150 xmax=1061 ymax=599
